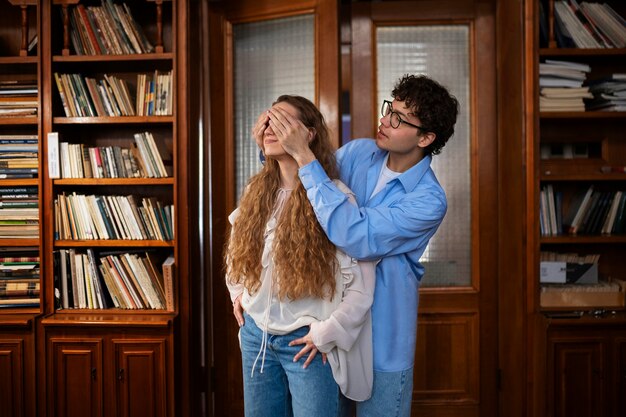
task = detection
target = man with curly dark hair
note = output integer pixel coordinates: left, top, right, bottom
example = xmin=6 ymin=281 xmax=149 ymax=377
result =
xmin=265 ymin=74 xmax=459 ymax=417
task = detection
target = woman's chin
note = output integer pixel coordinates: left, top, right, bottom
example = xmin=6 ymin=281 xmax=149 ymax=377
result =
xmin=264 ymin=148 xmax=288 ymax=159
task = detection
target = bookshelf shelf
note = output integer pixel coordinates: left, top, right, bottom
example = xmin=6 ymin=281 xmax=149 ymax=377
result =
xmin=540 ymin=111 xmax=626 ymax=119
xmin=53 ymin=178 xmax=174 ymax=185
xmin=539 ymin=47 xmax=626 ymax=57
xmin=540 ymin=173 xmax=626 ymax=181
xmin=0 ymin=314 xmax=37 ymax=325
xmin=53 ymin=239 xmax=174 ymax=248
xmin=540 ymin=236 xmax=626 ymax=245
xmin=0 ymin=238 xmax=40 ymax=246
xmin=0 ymin=117 xmax=38 ymax=125
xmin=0 ymin=179 xmax=39 ymax=186
xmin=0 ymin=56 xmax=38 ymax=64
xmin=42 ymin=311 xmax=175 ymax=326
xmin=53 ymin=116 xmax=174 ymax=124
xmin=53 ymin=53 xmax=174 ymax=63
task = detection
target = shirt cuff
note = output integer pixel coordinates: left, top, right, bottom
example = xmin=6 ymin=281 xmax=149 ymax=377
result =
xmin=298 ymin=159 xmax=331 ymax=190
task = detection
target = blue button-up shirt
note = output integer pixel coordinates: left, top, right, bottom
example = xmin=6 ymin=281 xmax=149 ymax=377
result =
xmin=299 ymin=139 xmax=447 ymax=371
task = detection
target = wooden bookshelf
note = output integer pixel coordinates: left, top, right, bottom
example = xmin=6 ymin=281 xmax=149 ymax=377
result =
xmin=530 ymin=1 xmax=626 ymax=416
xmin=0 ymin=2 xmax=41 ymax=417
xmin=1 ymin=0 xmax=189 ymax=416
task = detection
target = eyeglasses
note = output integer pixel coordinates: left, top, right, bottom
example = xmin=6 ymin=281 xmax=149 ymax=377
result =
xmin=381 ymin=100 xmax=429 ymax=132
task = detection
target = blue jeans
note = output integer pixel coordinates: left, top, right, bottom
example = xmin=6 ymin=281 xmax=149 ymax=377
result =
xmin=240 ymin=313 xmax=348 ymax=417
xmin=356 ymin=368 xmax=414 ymax=417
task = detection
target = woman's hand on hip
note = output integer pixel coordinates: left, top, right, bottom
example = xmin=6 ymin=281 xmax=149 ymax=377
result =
xmin=289 ymin=329 xmax=327 ymax=368
xmin=232 ymin=294 xmax=245 ymax=327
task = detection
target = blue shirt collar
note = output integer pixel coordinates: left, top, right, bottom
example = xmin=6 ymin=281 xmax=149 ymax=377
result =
xmin=370 ymin=149 xmax=432 ymax=193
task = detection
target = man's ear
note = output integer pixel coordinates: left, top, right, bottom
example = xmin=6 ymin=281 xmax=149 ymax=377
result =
xmin=418 ymin=132 xmax=436 ymax=149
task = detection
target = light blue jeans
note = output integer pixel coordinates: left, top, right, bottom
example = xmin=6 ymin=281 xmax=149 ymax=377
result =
xmin=240 ymin=313 xmax=348 ymax=417
xmin=356 ymin=368 xmax=414 ymax=417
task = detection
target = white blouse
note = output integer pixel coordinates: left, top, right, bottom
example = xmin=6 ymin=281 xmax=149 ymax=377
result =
xmin=226 ymin=183 xmax=375 ymax=401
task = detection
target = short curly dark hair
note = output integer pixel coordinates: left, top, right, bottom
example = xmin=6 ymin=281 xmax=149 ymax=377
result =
xmin=391 ymin=74 xmax=459 ymax=156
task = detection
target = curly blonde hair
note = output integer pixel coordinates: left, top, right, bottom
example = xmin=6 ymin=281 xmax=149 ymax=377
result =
xmin=226 ymin=95 xmax=339 ymax=300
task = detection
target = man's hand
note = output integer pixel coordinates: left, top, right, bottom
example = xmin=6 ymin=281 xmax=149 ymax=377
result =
xmin=232 ymin=294 xmax=245 ymax=327
xmin=268 ymin=107 xmax=316 ymax=167
xmin=289 ymin=329 xmax=327 ymax=369
xmin=252 ymin=111 xmax=269 ymax=151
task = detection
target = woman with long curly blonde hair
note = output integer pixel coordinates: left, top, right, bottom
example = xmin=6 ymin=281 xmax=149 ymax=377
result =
xmin=225 ymin=95 xmax=375 ymax=417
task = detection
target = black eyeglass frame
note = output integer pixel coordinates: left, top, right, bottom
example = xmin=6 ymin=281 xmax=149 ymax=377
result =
xmin=381 ymin=100 xmax=430 ymax=133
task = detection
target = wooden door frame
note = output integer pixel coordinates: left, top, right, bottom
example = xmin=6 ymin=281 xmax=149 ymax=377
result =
xmin=495 ymin=0 xmax=530 ymax=416
xmin=350 ymin=2 xmax=498 ymax=416
xmin=206 ymin=1 xmax=340 ymax=416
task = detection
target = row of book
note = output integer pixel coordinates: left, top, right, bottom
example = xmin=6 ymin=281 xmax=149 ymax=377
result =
xmin=54 ymin=193 xmax=174 ymax=241
xmin=54 ymin=71 xmax=173 ymax=118
xmin=0 ymin=248 xmax=39 ymax=308
xmin=548 ymin=1 xmax=626 ymax=48
xmin=540 ymin=185 xmax=626 ymax=236
xmin=0 ymin=80 xmax=37 ymax=118
xmin=0 ymin=135 xmax=38 ymax=179
xmin=49 ymin=132 xmax=169 ymax=179
xmin=539 ymin=59 xmax=625 ymax=112
xmin=0 ymin=186 xmax=39 ymax=239
xmin=136 ymin=71 xmax=173 ymax=116
xmin=55 ymin=249 xmax=173 ymax=310
xmin=540 ymin=251 xmax=600 ymax=264
xmin=68 ymin=0 xmax=154 ymax=56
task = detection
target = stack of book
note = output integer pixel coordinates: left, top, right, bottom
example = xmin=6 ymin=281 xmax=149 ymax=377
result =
xmin=554 ymin=1 xmax=626 ymax=48
xmin=0 ymin=186 xmax=39 ymax=238
xmin=0 ymin=248 xmax=39 ymax=308
xmin=539 ymin=60 xmax=592 ymax=111
xmin=0 ymin=80 xmax=38 ymax=118
xmin=55 ymin=249 xmax=174 ymax=310
xmin=587 ymin=74 xmax=626 ymax=111
xmin=68 ymin=1 xmax=154 ymax=55
xmin=54 ymin=193 xmax=174 ymax=241
xmin=0 ymin=135 xmax=38 ymax=179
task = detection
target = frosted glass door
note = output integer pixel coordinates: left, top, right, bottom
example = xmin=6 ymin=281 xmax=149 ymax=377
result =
xmin=376 ymin=25 xmax=471 ymax=286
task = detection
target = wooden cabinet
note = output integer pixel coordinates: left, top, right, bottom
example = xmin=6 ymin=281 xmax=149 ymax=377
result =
xmin=616 ymin=338 xmax=626 ymax=417
xmin=48 ymin=338 xmax=103 ymax=417
xmin=549 ymin=335 xmax=604 ymax=417
xmin=44 ymin=319 xmax=173 ymax=417
xmin=0 ymin=316 xmax=36 ymax=417
xmin=546 ymin=317 xmax=626 ymax=417
xmin=113 ymin=338 xmax=167 ymax=417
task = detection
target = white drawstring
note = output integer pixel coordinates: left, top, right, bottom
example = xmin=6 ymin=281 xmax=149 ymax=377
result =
xmin=250 ymin=188 xmax=290 ymax=378
xmin=250 ymin=278 xmax=273 ymax=377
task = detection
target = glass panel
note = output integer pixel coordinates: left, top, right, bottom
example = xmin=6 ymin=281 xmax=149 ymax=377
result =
xmin=233 ymin=15 xmax=315 ymax=198
xmin=376 ymin=25 xmax=471 ymax=287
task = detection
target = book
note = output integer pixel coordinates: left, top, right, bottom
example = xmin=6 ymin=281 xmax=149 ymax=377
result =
xmin=162 ymin=255 xmax=175 ymax=311
xmin=47 ymin=132 xmax=60 ymax=179
xmin=565 ymin=185 xmax=594 ymax=234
